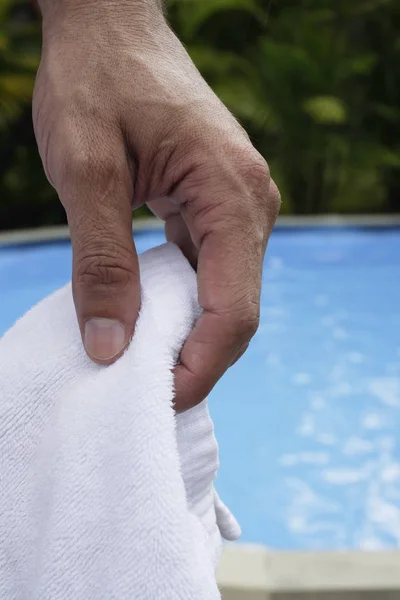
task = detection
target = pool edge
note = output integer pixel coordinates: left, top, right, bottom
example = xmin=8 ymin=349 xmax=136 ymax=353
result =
xmin=0 ymin=218 xmax=164 ymax=247
xmin=218 ymin=544 xmax=400 ymax=598
xmin=1 ymin=214 xmax=400 ymax=247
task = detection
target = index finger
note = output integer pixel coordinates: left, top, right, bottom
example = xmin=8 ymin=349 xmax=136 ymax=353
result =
xmin=173 ymin=166 xmax=279 ymax=411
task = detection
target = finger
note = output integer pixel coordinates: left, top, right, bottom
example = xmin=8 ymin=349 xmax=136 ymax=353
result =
xmin=173 ymin=229 xmax=262 ymax=410
xmin=173 ymin=157 xmax=279 ymax=411
xmin=60 ymin=137 xmax=139 ymax=364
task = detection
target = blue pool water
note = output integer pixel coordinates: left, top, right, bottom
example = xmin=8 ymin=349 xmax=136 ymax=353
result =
xmin=1 ymin=227 xmax=400 ymax=551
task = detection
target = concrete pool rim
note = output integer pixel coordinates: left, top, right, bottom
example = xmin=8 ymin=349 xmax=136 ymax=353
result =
xmin=1 ymin=214 xmax=400 ymax=247
xmin=218 ymin=544 xmax=400 ymax=598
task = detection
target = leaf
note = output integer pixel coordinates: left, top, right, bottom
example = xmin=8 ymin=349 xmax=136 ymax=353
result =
xmin=187 ymin=45 xmax=248 ymax=77
xmin=380 ymin=150 xmax=400 ymax=168
xmin=371 ymin=103 xmax=400 ymax=123
xmin=0 ymin=32 xmax=8 ymax=50
xmin=345 ymin=54 xmax=377 ymax=75
xmin=303 ymin=96 xmax=348 ymax=124
xmin=343 ymin=0 xmax=394 ymax=16
xmin=170 ymin=0 xmax=265 ymax=38
xmin=213 ymin=79 xmax=279 ymax=131
xmin=0 ymin=74 xmax=34 ymax=97
xmin=0 ymin=0 xmax=12 ymax=22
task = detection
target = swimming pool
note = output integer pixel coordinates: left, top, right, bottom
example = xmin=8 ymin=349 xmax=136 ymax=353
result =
xmin=1 ymin=226 xmax=400 ymax=551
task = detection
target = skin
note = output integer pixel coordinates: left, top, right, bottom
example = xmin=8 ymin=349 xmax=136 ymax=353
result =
xmin=33 ymin=0 xmax=280 ymax=411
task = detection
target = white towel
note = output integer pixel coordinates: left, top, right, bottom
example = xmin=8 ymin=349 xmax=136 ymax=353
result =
xmin=0 ymin=243 xmax=240 ymax=600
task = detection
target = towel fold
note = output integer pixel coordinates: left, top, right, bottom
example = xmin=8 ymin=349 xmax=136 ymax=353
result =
xmin=0 ymin=243 xmax=240 ymax=600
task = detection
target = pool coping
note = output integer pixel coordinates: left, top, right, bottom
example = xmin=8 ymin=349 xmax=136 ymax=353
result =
xmin=218 ymin=544 xmax=400 ymax=599
xmin=0 ymin=219 xmax=163 ymax=246
xmin=1 ymin=214 xmax=400 ymax=246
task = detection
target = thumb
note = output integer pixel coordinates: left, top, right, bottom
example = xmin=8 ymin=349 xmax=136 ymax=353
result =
xmin=64 ymin=154 xmax=140 ymax=364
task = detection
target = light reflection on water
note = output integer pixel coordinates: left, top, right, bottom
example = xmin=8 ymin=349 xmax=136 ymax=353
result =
xmin=213 ymin=227 xmax=400 ymax=550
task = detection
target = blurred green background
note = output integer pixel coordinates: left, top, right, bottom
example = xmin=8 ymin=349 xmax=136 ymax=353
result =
xmin=1 ymin=0 xmax=400 ymax=231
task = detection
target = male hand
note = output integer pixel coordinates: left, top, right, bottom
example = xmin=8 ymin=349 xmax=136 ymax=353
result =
xmin=33 ymin=0 xmax=280 ymax=410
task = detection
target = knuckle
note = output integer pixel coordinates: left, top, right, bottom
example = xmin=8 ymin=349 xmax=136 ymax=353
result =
xmin=75 ymin=246 xmax=136 ymax=296
xmin=237 ymin=148 xmax=271 ymax=190
xmin=237 ymin=305 xmax=260 ymax=340
xmin=235 ymin=148 xmax=281 ymax=229
xmin=68 ymin=150 xmax=119 ymax=182
xmin=268 ymin=179 xmax=282 ymax=218
xmin=60 ymin=145 xmax=126 ymax=207
xmin=234 ymin=148 xmax=272 ymax=215
xmin=67 ymin=151 xmax=93 ymax=179
xmin=223 ymin=296 xmax=260 ymax=341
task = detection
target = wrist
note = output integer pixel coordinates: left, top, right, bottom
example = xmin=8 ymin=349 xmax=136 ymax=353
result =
xmin=39 ymin=0 xmax=164 ymax=37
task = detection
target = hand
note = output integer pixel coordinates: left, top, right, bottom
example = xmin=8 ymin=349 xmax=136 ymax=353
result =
xmin=33 ymin=0 xmax=280 ymax=410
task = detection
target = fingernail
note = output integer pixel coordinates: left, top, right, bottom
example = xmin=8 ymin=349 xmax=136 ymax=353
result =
xmin=84 ymin=318 xmax=126 ymax=361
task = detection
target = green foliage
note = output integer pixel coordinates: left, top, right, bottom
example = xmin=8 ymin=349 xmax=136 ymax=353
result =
xmin=0 ymin=0 xmax=64 ymax=229
xmin=0 ymin=0 xmax=39 ymax=129
xmin=168 ymin=0 xmax=400 ymax=214
xmin=302 ymin=97 xmax=347 ymax=125
xmin=1 ymin=0 xmax=400 ymax=229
